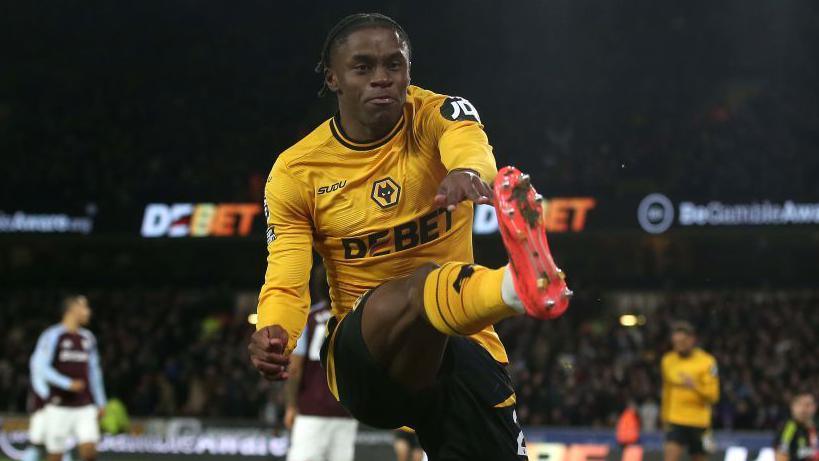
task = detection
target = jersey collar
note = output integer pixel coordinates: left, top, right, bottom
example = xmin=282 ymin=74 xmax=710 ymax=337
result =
xmin=330 ymin=112 xmax=404 ymax=151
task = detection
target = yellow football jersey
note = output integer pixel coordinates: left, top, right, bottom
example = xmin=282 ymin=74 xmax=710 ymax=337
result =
xmin=661 ymin=347 xmax=720 ymax=428
xmin=257 ymin=85 xmax=508 ymax=364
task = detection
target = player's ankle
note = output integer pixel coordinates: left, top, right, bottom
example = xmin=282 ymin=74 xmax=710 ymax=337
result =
xmin=501 ymin=265 xmax=524 ymax=313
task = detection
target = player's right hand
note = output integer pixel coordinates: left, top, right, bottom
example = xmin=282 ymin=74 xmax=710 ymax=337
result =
xmin=69 ymin=380 xmax=86 ymax=392
xmin=249 ymin=325 xmax=291 ymax=381
xmin=434 ymin=169 xmax=493 ymax=212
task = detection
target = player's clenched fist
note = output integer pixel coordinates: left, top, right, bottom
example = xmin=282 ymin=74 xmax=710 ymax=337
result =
xmin=434 ymin=169 xmax=493 ymax=212
xmin=249 ymin=325 xmax=291 ymax=381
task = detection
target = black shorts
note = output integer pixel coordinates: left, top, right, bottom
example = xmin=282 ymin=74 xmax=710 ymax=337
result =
xmin=320 ymin=291 xmax=528 ymax=461
xmin=666 ymin=424 xmax=707 ymax=455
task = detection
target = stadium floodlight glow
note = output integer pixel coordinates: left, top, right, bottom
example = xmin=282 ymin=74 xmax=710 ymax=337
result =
xmin=620 ymin=314 xmax=647 ymax=327
xmin=620 ymin=314 xmax=639 ymax=327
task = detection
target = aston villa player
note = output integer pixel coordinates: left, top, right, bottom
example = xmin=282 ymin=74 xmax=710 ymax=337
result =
xmin=283 ymin=266 xmax=357 ymax=461
xmin=32 ymin=295 xmax=107 ymax=461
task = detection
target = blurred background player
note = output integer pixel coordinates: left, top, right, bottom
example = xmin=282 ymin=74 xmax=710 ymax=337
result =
xmin=394 ymin=428 xmax=425 ymax=461
xmin=774 ymin=392 xmax=818 ymax=461
xmin=661 ymin=321 xmax=720 ymax=461
xmin=22 ymin=346 xmax=72 ymax=461
xmin=31 ymin=295 xmax=107 ymax=461
xmin=283 ymin=265 xmax=358 ymax=461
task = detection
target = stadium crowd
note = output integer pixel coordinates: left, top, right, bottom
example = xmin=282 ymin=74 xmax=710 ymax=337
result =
xmin=2 ymin=288 xmax=816 ymax=431
xmin=0 ymin=288 xmax=283 ymax=423
xmin=497 ymin=289 xmax=819 ymax=430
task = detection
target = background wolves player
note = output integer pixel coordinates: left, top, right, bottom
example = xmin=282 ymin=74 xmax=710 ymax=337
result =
xmin=32 ymin=295 xmax=107 ymax=461
xmin=661 ymin=322 xmax=719 ymax=461
xmin=249 ymin=13 xmax=570 ymax=460
xmin=774 ymin=393 xmax=818 ymax=461
xmin=284 ymin=265 xmax=357 ymax=461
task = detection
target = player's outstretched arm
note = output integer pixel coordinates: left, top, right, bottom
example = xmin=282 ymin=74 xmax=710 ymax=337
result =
xmin=416 ymin=91 xmax=498 ymax=209
xmin=250 ymin=161 xmax=314 ymax=381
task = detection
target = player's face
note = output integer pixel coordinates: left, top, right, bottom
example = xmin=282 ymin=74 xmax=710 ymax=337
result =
xmin=792 ymin=395 xmax=816 ymax=423
xmin=71 ymin=296 xmax=92 ymax=325
xmin=671 ymin=331 xmax=694 ymax=354
xmin=327 ymin=27 xmax=410 ymax=131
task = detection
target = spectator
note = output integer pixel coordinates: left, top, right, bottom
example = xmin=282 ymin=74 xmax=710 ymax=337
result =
xmin=1 ymin=288 xmax=816 ymax=429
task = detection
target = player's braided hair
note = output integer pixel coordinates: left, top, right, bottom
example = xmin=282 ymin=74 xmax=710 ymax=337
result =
xmin=314 ymin=13 xmax=411 ymax=96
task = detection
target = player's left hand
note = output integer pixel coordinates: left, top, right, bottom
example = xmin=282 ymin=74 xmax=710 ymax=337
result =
xmin=248 ymin=325 xmax=291 ymax=381
xmin=434 ymin=169 xmax=492 ymax=212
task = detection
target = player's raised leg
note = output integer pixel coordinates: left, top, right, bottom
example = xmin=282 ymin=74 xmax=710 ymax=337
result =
xmin=360 ymin=166 xmax=571 ymax=391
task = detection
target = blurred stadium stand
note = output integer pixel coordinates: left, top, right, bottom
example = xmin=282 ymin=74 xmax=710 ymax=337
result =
xmin=2 ymin=288 xmax=816 ymax=432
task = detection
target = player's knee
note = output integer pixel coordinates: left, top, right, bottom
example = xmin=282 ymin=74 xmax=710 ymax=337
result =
xmin=406 ymin=262 xmax=439 ymax=313
xmin=409 ymin=262 xmax=439 ymax=284
xmin=366 ymin=262 xmax=438 ymax=326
